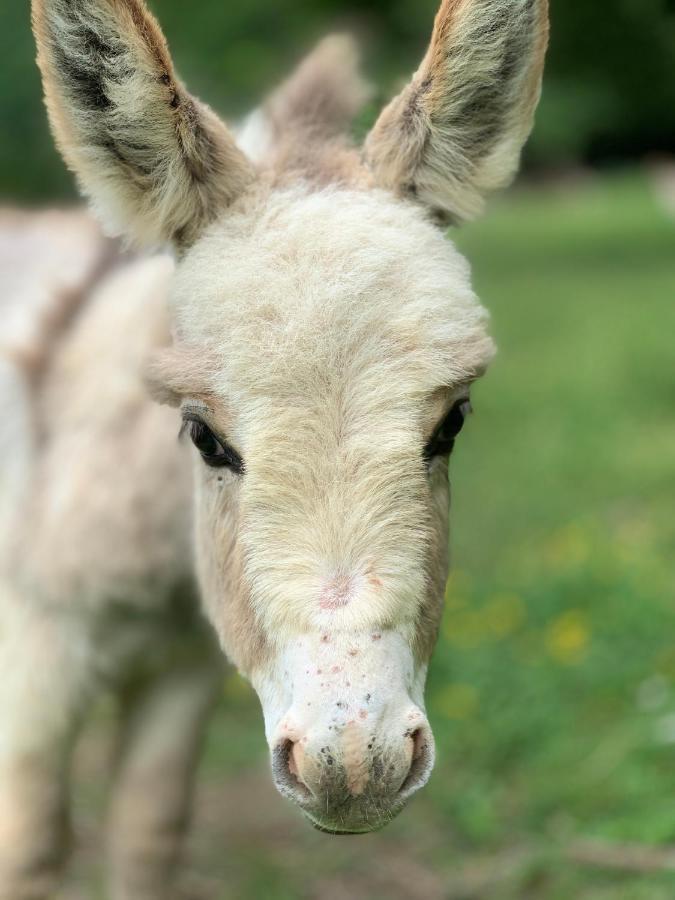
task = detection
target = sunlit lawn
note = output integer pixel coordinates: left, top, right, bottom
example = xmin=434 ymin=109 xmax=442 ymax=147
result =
xmin=67 ymin=170 xmax=675 ymax=899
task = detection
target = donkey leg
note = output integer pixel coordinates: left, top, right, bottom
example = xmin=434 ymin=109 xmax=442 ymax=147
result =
xmin=107 ymin=639 xmax=223 ymax=900
xmin=0 ymin=604 xmax=94 ymax=900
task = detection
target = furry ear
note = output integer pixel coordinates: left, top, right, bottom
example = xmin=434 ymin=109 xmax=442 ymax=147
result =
xmin=365 ymin=0 xmax=549 ymax=223
xmin=264 ymin=35 xmax=371 ymax=142
xmin=237 ymin=34 xmax=372 ymax=173
xmin=32 ymin=0 xmax=255 ymax=248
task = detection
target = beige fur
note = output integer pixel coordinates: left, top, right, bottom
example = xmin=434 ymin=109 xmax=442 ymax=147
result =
xmin=0 ymin=0 xmax=548 ymax=888
xmin=32 ymin=0 xmax=254 ymax=247
xmin=365 ymin=0 xmax=549 ymax=222
xmin=0 ymin=212 xmax=222 ymax=899
xmin=238 ymin=34 xmax=374 ymax=190
xmin=168 ymin=184 xmax=494 ymax=676
xmin=0 ymin=209 xmax=115 ymax=562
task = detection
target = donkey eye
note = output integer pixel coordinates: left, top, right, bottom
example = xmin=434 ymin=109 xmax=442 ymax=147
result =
xmin=424 ymin=398 xmax=472 ymax=462
xmin=184 ymin=418 xmax=244 ymax=473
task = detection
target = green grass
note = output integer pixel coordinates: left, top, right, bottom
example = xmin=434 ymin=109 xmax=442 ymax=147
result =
xmin=431 ymin=170 xmax=675 ymax=848
xmin=66 ymin=170 xmax=675 ymax=898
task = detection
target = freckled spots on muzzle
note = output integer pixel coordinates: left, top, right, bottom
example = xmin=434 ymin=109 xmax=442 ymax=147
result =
xmin=271 ymin=715 xmax=434 ymax=834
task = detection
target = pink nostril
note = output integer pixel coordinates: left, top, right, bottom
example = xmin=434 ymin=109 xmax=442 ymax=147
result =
xmin=288 ymin=740 xmax=304 ymax=782
xmin=272 ymin=739 xmax=313 ymax=802
xmin=398 ymin=725 xmax=435 ymax=800
xmin=412 ymin=727 xmax=427 ymax=761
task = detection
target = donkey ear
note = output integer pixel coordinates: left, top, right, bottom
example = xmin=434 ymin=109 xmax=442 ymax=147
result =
xmin=365 ymin=0 xmax=549 ymax=224
xmin=32 ymin=0 xmax=255 ymax=248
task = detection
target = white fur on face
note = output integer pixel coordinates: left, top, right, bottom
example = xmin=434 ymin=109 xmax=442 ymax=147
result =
xmin=162 ymin=186 xmax=488 ymax=830
xmin=253 ymin=628 xmax=427 ymax=744
xmin=254 ymin=629 xmax=434 ymax=831
xmin=172 ymin=182 xmax=494 ymax=684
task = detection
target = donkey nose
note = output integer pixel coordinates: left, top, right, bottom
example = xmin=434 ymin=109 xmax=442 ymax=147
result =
xmin=397 ymin=721 xmax=435 ymax=801
xmin=272 ymin=738 xmax=312 ymax=801
xmin=271 ymin=709 xmax=435 ymax=831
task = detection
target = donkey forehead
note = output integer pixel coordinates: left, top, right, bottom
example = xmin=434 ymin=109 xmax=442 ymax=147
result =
xmin=171 ymin=187 xmax=493 ymax=402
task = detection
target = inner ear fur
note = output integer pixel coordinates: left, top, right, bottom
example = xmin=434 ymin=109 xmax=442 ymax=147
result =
xmin=365 ymin=0 xmax=549 ymax=223
xmin=32 ymin=0 xmax=255 ymax=248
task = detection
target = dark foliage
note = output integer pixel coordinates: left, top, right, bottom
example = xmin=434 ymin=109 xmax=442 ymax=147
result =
xmin=1 ymin=0 xmax=673 ymax=201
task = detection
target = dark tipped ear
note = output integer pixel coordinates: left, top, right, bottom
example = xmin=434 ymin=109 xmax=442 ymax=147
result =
xmin=365 ymin=0 xmax=549 ymax=223
xmin=32 ymin=0 xmax=256 ymax=248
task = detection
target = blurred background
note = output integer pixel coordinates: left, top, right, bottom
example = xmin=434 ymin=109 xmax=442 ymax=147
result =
xmin=2 ymin=0 xmax=674 ymax=898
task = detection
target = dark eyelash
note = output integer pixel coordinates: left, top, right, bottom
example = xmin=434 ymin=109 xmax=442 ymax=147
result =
xmin=179 ymin=412 xmax=212 ymax=436
xmin=180 ymin=413 xmax=245 ymax=473
xmin=424 ymin=398 xmax=471 ymax=464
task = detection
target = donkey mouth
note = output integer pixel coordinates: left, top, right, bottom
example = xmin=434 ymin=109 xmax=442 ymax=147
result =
xmin=303 ymin=795 xmax=406 ymax=835
xmin=306 ymin=814 xmax=390 ymax=836
xmin=310 ymin=822 xmax=367 ymax=836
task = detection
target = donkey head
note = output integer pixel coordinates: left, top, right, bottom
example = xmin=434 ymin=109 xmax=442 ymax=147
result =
xmin=34 ymin=0 xmax=548 ymax=833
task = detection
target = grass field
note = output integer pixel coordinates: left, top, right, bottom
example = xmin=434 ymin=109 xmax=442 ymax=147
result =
xmin=65 ymin=170 xmax=675 ymax=899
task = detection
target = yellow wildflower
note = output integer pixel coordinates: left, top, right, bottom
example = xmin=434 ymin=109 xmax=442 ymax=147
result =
xmin=546 ymin=611 xmax=590 ymax=664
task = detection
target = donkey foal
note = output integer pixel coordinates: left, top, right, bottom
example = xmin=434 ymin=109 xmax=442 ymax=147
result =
xmin=1 ymin=0 xmax=548 ymax=894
